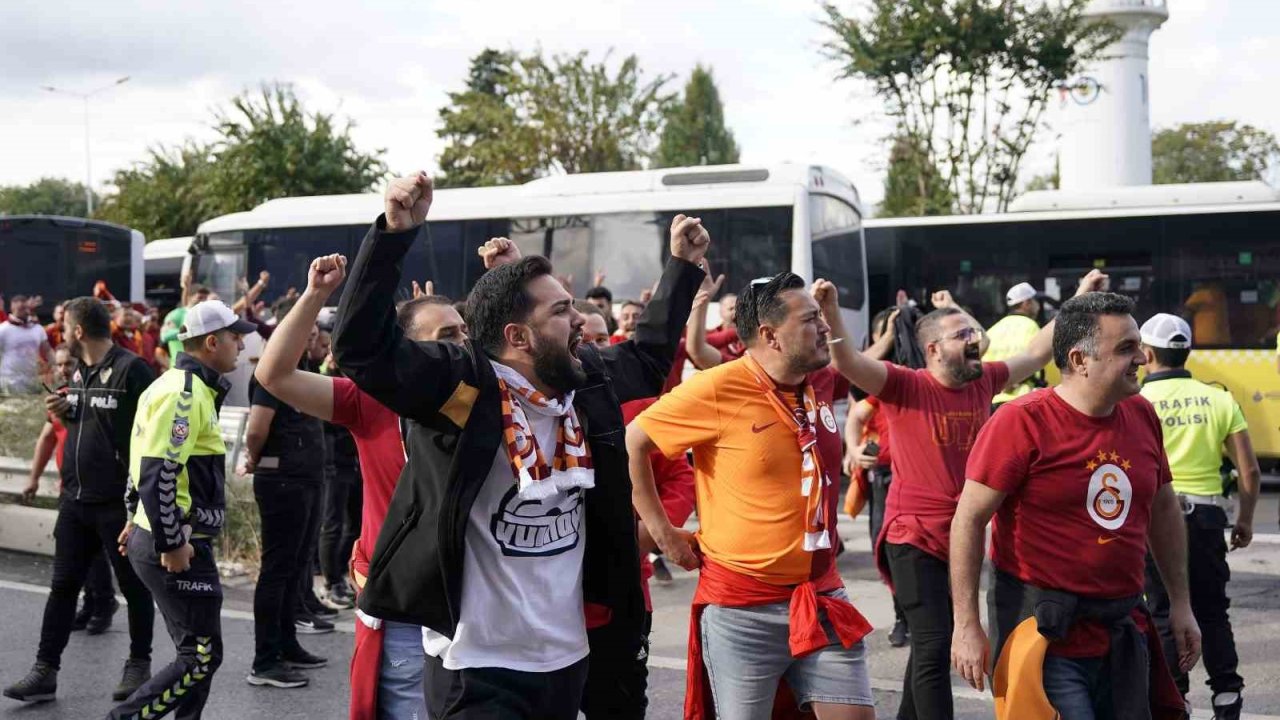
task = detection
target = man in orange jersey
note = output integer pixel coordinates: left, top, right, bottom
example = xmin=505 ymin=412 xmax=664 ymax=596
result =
xmin=629 ymin=273 xmax=873 ymax=720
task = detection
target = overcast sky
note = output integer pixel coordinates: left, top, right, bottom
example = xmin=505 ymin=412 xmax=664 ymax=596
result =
xmin=1 ymin=0 xmax=1276 ymax=208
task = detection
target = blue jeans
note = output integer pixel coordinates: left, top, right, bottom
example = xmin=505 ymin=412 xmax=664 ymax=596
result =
xmin=1042 ymin=655 xmax=1116 ymax=720
xmin=380 ymin=621 xmax=427 ymax=720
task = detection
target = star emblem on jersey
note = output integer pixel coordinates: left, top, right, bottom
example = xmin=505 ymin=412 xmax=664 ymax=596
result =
xmin=1084 ymin=449 xmax=1133 ymax=532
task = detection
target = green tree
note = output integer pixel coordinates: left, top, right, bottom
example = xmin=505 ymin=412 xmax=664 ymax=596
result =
xmin=822 ymin=0 xmax=1119 ymax=213
xmin=655 ymin=65 xmax=740 ymax=168
xmin=878 ymin=133 xmax=953 ymax=217
xmin=98 ymin=83 xmax=387 ymax=239
xmin=435 ymin=48 xmax=673 ymax=185
xmin=0 ymin=177 xmax=98 ymax=217
xmin=208 ymin=83 xmax=387 ymax=210
xmin=97 ymin=142 xmax=216 ymax=239
xmin=1152 ymin=120 xmax=1279 ymax=184
xmin=437 ymin=49 xmax=543 ymax=188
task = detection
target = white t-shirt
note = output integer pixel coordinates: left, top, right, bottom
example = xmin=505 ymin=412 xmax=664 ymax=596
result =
xmin=423 ymin=404 xmax=590 ymax=672
xmin=0 ymin=321 xmax=48 ymax=392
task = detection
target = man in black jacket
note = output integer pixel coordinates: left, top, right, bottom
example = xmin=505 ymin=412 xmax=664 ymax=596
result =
xmin=4 ymin=297 xmax=156 ymax=705
xmin=333 ymin=172 xmax=708 ymax=719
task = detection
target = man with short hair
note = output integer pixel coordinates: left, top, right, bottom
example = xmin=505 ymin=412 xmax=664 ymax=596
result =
xmin=1140 ymin=313 xmax=1258 ymax=720
xmin=161 ymin=281 xmax=211 ymax=363
xmin=613 ymin=299 xmax=646 ymax=342
xmin=332 ymin=173 xmax=706 ymax=719
xmin=584 ymin=285 xmax=618 ymax=335
xmin=4 ymin=298 xmax=157 ymax=705
xmin=577 ymin=302 xmax=613 ymax=350
xmin=983 ymin=282 xmax=1044 ymax=406
xmin=106 ymin=299 xmax=253 ymax=720
xmin=0 ymin=293 xmax=52 ymax=394
xmin=822 ymin=272 xmax=1106 ymax=720
xmin=256 ymin=254 xmax=471 ymax=719
xmin=704 ymin=291 xmax=744 ymax=362
xmin=629 ymin=274 xmax=874 ymax=720
xmin=952 ymin=294 xmax=1197 ymax=719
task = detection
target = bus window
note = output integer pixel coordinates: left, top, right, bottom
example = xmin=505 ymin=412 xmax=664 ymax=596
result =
xmin=810 ymin=194 xmax=865 ymax=310
xmin=725 ymin=206 xmax=792 ymax=290
xmin=588 ymin=212 xmax=669 ymax=302
xmin=251 ymin=225 xmax=356 ymax=301
xmin=1163 ymin=211 xmax=1280 ymax=349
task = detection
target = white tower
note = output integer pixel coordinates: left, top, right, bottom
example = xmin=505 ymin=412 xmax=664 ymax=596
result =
xmin=1057 ymin=0 xmax=1168 ymax=190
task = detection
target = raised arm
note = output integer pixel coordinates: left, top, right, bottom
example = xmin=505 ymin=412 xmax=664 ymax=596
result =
xmin=814 ymin=279 xmax=889 ymax=396
xmin=332 ymin=173 xmax=473 ymax=421
xmin=1004 ymin=270 xmax=1109 ymax=384
xmin=599 ymin=215 xmax=709 ymax=403
xmin=255 ymin=256 xmax=345 ymax=422
xmin=684 ymin=267 xmax=726 ymax=371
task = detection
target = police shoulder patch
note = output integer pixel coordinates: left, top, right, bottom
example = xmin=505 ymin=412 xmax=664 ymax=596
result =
xmin=171 ymin=416 xmax=190 ymax=446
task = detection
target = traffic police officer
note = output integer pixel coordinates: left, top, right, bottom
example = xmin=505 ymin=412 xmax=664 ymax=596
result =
xmin=107 ymin=300 xmax=253 ymax=720
xmin=982 ymin=281 xmax=1043 ymax=406
xmin=1140 ymin=312 xmax=1260 ymax=720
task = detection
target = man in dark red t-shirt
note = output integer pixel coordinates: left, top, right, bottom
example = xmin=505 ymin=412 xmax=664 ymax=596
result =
xmin=254 ymin=252 xmax=468 ymax=720
xmin=818 ymin=273 xmax=1107 ymax=720
xmin=951 ymin=292 xmax=1200 ymax=719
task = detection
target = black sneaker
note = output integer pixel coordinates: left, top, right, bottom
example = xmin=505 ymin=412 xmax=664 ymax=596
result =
xmin=111 ymin=658 xmax=150 ymax=702
xmin=3 ymin=662 xmax=57 ymax=703
xmin=72 ymin=598 xmax=93 ymax=631
xmin=321 ymin=582 xmax=355 ymax=610
xmin=282 ymin=648 xmax=328 ymax=669
xmin=294 ymin=614 xmax=335 ymax=635
xmin=246 ymin=665 xmax=309 ymax=689
xmin=1212 ymin=692 xmax=1242 ymax=720
xmin=651 ymin=555 xmax=674 ymax=585
xmin=86 ymin=596 xmax=120 ymax=636
xmin=888 ymin=618 xmax=910 ymax=648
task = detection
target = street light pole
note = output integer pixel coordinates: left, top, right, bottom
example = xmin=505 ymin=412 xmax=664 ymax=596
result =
xmin=41 ymin=76 xmax=130 ymax=217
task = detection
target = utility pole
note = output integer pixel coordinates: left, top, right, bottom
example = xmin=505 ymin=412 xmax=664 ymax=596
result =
xmin=41 ymin=75 xmax=131 ymax=216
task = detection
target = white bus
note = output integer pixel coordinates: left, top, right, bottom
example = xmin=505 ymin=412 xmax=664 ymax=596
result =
xmin=864 ymin=180 xmax=1280 ymax=457
xmin=142 ymin=236 xmax=193 ymax=311
xmin=192 ymin=164 xmax=870 ymax=405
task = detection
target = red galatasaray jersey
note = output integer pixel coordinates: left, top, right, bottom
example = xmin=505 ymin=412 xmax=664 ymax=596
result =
xmin=966 ymin=388 xmax=1172 ymax=656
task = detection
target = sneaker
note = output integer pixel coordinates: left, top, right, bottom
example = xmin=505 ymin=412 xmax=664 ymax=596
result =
xmin=888 ymin=618 xmax=910 ymax=648
xmin=246 ymin=665 xmax=309 ymax=689
xmin=651 ymin=555 xmax=673 ymax=585
xmin=1212 ymin=692 xmax=1242 ymax=720
xmin=111 ymin=658 xmax=151 ymax=702
xmin=294 ymin=614 xmax=335 ymax=635
xmin=321 ymin=583 xmax=354 ymax=610
xmin=282 ymin=648 xmax=328 ymax=669
xmin=86 ymin=596 xmax=120 ymax=636
xmin=302 ymin=593 xmax=340 ymax=618
xmin=72 ymin=598 xmax=93 ymax=631
xmin=3 ymin=662 xmax=57 ymax=703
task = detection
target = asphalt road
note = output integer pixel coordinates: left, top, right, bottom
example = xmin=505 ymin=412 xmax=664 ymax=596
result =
xmin=2 ymin=492 xmax=1279 ymax=719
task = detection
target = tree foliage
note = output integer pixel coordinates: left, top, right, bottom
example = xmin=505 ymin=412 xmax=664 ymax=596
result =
xmin=822 ymin=0 xmax=1120 ymax=213
xmin=436 ymin=48 xmax=673 ymax=186
xmin=655 ymin=64 xmax=740 ymax=168
xmin=1152 ymin=120 xmax=1279 ymax=185
xmin=879 ymin=133 xmax=953 ymax=217
xmin=0 ymin=177 xmax=98 ymax=217
xmin=97 ymin=83 xmax=386 ymax=239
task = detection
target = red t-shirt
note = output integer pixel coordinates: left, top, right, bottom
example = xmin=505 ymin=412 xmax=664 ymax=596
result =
xmin=863 ymin=396 xmax=892 ymax=466
xmin=705 ymin=327 xmax=744 ymax=363
xmin=50 ymin=413 xmax=68 ymax=472
xmin=330 ymin=377 xmax=407 ymax=575
xmin=809 ymin=366 xmax=851 ymax=578
xmin=877 ymin=361 xmax=1010 ymax=563
xmin=662 ymin=340 xmax=691 ymax=393
xmin=966 ymin=388 xmax=1171 ymax=656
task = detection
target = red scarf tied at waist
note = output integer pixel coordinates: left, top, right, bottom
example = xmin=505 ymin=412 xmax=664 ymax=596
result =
xmin=685 ymin=560 xmax=873 ymax=720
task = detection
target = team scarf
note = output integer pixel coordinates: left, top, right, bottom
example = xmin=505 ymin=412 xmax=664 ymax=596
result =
xmin=491 ymin=361 xmax=594 ymax=500
xmin=742 ymin=353 xmax=832 ymax=552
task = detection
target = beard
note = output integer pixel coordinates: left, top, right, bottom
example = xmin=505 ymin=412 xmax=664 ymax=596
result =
xmin=531 ymin=330 xmax=588 ymax=395
xmin=785 ymin=344 xmax=830 ymax=378
xmin=945 ymin=345 xmax=984 ymax=384
xmin=66 ymin=335 xmax=84 ymax=361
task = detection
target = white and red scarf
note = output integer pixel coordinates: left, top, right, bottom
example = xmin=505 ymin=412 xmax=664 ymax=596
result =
xmin=492 ymin=362 xmax=594 ymax=500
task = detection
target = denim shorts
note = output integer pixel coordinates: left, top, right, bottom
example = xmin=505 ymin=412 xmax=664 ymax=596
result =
xmin=700 ymin=588 xmax=874 ymax=719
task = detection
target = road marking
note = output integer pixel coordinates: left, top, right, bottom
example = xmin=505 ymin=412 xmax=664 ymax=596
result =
xmin=4 ymin=577 xmax=1280 ymax=719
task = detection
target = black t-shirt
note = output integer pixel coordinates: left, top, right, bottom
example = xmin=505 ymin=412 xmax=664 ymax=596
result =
xmin=249 ymin=374 xmax=324 ymax=481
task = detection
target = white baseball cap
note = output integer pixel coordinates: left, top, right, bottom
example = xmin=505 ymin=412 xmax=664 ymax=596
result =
xmin=1006 ymin=282 xmax=1038 ymax=306
xmin=1140 ymin=313 xmax=1193 ymax=349
xmin=177 ymin=300 xmax=257 ymax=340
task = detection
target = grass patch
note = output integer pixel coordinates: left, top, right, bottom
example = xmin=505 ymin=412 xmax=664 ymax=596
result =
xmin=219 ymin=472 xmax=262 ymax=575
xmin=0 ymin=394 xmax=46 ymax=460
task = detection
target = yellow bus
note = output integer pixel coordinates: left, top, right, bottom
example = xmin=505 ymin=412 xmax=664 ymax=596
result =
xmin=865 ymin=181 xmax=1280 ymax=459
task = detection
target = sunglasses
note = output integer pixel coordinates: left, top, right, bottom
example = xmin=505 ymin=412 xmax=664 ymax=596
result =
xmin=942 ymin=327 xmax=985 ymax=343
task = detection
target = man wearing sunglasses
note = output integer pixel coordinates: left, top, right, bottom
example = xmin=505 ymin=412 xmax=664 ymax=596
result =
xmin=816 ymin=270 xmax=1107 ymax=720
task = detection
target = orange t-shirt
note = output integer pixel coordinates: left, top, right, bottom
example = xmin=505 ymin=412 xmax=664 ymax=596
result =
xmin=635 ymin=357 xmax=834 ymax=586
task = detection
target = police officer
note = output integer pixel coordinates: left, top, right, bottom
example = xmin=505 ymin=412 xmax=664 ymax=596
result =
xmin=4 ymin=297 xmax=156 ymax=705
xmin=106 ymin=300 xmax=252 ymax=720
xmin=982 ymin=282 xmax=1043 ymax=407
xmin=1140 ymin=313 xmax=1259 ymax=720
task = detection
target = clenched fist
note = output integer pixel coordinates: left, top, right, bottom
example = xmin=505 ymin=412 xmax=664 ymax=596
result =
xmin=385 ymin=172 xmax=434 ymax=232
xmin=479 ymin=237 xmax=522 ymax=270
xmin=669 ymin=214 xmax=711 ymax=265
xmin=308 ymin=254 xmax=347 ymax=297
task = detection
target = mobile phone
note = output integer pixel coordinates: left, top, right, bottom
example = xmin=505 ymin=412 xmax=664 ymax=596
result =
xmin=863 ymin=441 xmax=880 ymax=458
